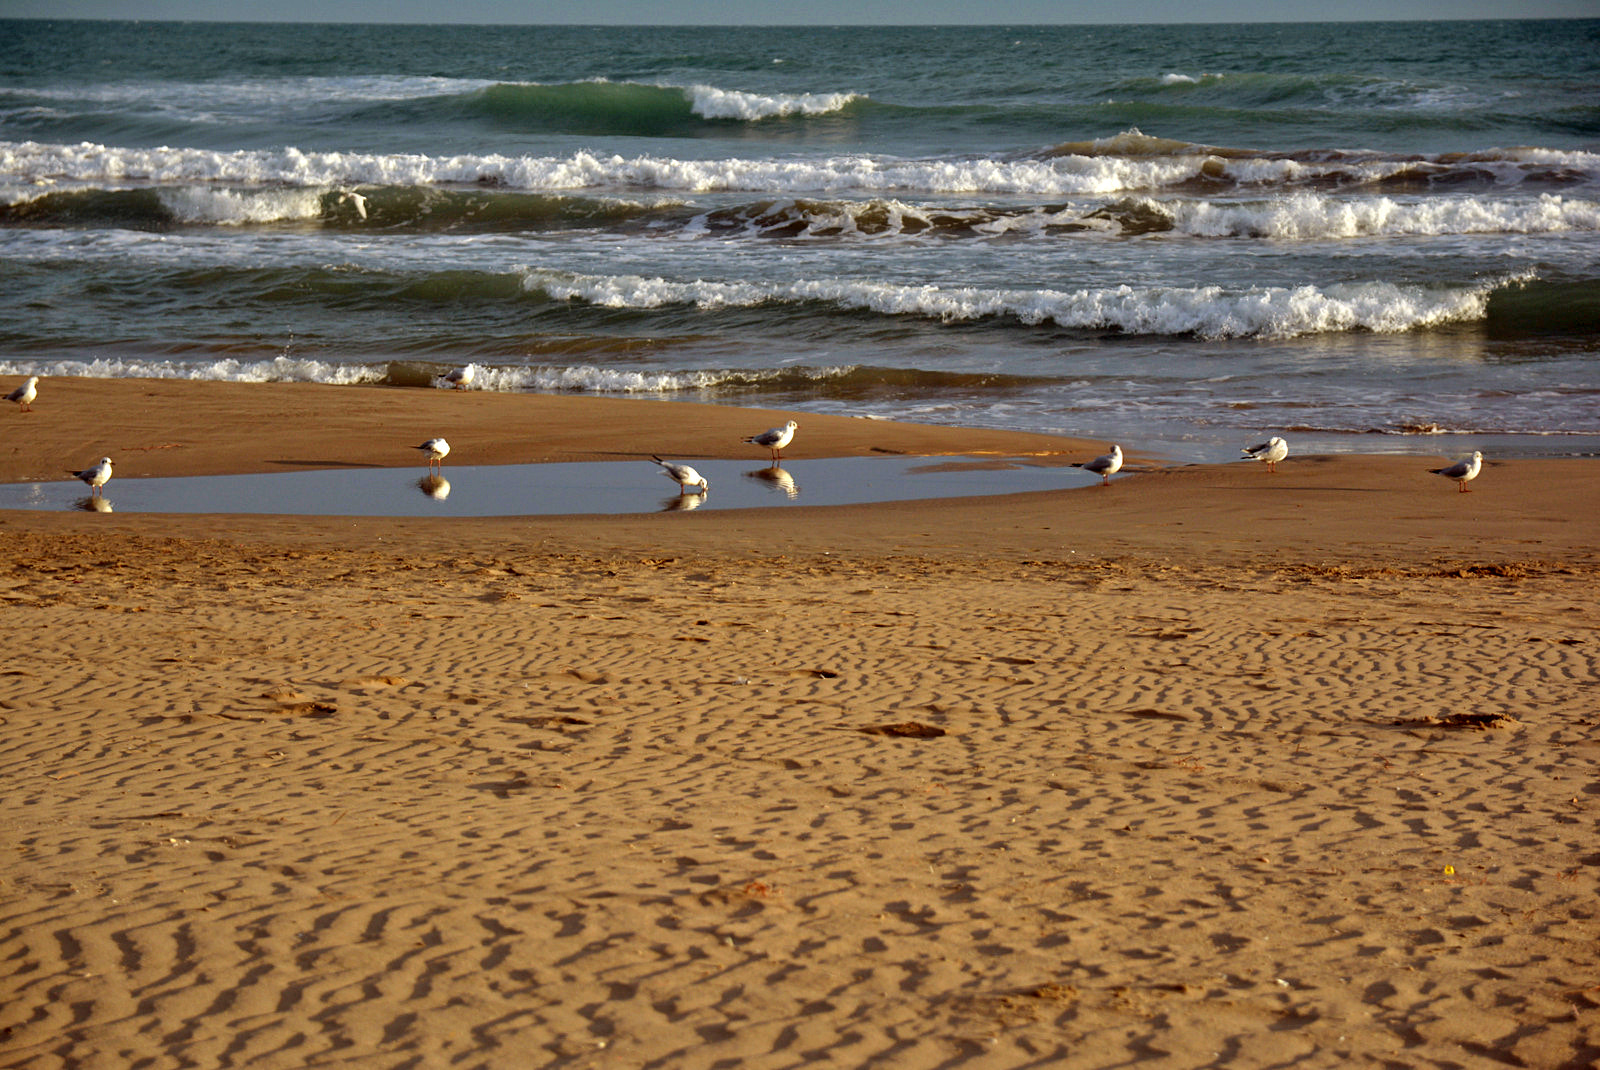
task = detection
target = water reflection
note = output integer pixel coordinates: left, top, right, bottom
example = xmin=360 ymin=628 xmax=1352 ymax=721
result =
xmin=745 ymin=463 xmax=799 ymax=499
xmin=76 ymin=495 xmax=113 ymax=512
xmin=0 ymin=455 xmax=1103 ymax=517
xmin=661 ymin=490 xmax=707 ymax=512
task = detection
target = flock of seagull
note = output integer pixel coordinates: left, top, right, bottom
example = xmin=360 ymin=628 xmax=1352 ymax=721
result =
xmin=7 ymin=372 xmax=1486 ymax=501
xmin=406 ymin=417 xmax=802 ymax=498
xmin=1063 ymin=436 xmax=1481 ymax=492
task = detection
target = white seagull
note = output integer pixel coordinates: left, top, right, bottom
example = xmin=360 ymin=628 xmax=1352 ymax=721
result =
xmin=743 ymin=419 xmax=798 ymax=461
xmin=337 ymin=190 xmax=368 ymax=220
xmin=441 ymin=364 xmax=476 ymax=390
xmin=1429 ymin=450 xmax=1483 ymax=493
xmin=1073 ymin=443 xmax=1123 ymax=486
xmin=652 ymin=455 xmax=708 ymax=495
xmin=1241 ymin=435 xmax=1289 ymax=473
xmin=69 ymin=456 xmax=113 ymax=496
xmin=415 ymin=437 xmax=450 ymax=470
xmin=7 ymin=376 xmax=39 ymax=412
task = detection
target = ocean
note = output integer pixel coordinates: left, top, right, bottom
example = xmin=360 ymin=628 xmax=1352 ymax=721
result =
xmin=2 ymin=19 xmax=1598 ymax=461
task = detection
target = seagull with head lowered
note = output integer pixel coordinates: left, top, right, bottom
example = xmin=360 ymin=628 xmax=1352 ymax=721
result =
xmin=743 ymin=419 xmax=798 ymax=461
xmin=6 ymin=376 xmax=38 ymax=412
xmin=415 ymin=437 xmax=450 ymax=471
xmin=1429 ymin=450 xmax=1483 ymax=493
xmin=1241 ymin=435 xmax=1288 ymax=473
xmin=441 ymin=364 xmax=476 ymax=390
xmin=652 ymin=455 xmax=708 ymax=495
xmin=1072 ymin=443 xmax=1123 ymax=486
xmin=69 ymin=456 xmax=113 ymax=496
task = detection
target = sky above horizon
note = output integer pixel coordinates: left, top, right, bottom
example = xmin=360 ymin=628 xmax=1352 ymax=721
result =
xmin=0 ymin=0 xmax=1591 ymax=22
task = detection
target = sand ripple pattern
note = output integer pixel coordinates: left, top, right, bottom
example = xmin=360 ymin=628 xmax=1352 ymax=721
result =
xmin=1 ymin=536 xmax=1597 ymax=1068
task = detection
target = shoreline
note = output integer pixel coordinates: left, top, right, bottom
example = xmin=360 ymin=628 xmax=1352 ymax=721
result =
xmin=0 ymin=377 xmax=1118 ymax=481
xmin=2 ymin=377 xmax=1597 ymax=570
xmin=3 ymin=376 xmax=1597 ymax=1068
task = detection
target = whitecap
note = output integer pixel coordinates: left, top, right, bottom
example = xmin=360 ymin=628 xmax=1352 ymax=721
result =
xmin=1165 ymin=192 xmax=1600 ymax=240
xmin=518 ymin=267 xmax=1507 ymax=340
xmin=157 ymin=186 xmax=326 ymax=225
xmin=0 ymin=355 xmax=386 ymax=385
xmin=6 ymin=139 xmax=1598 ymax=198
xmin=683 ymin=85 xmax=860 ymax=120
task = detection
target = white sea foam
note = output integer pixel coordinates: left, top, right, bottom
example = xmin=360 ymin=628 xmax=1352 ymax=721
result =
xmin=522 ymin=268 xmax=1501 ymax=339
xmin=478 ymin=365 xmax=774 ymax=393
xmin=453 ymin=363 xmax=862 ymax=394
xmin=684 ymin=84 xmax=859 ymax=120
xmin=0 ymin=355 xmax=386 ymax=385
xmin=12 ymin=75 xmax=494 ymax=122
xmin=0 ymin=139 xmax=1203 ymax=194
xmin=712 ymin=192 xmax=1600 ymax=241
xmin=0 ymin=355 xmax=846 ymax=395
xmin=1164 ymin=192 xmax=1600 ymax=239
xmin=157 ymin=186 xmax=328 ymax=225
xmin=12 ymin=139 xmax=1593 ymax=199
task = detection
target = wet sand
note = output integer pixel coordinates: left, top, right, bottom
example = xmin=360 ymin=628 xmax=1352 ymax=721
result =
xmin=2 ymin=378 xmax=1597 ymax=1069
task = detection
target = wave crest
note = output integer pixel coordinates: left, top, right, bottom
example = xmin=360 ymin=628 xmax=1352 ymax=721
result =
xmin=464 ymin=79 xmax=861 ymax=135
xmin=6 ymin=137 xmax=1596 ymax=198
xmin=684 ymin=84 xmax=861 ymax=121
xmin=0 ymin=355 xmax=385 ymax=384
xmin=522 ymin=268 xmax=1501 ymax=339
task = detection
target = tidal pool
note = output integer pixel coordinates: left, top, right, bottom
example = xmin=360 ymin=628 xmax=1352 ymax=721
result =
xmin=3 ymin=455 xmax=1103 ymax=516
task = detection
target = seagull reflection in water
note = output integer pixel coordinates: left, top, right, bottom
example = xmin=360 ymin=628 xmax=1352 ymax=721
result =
xmin=661 ymin=490 xmax=706 ymax=512
xmin=76 ymin=495 xmax=113 ymax=513
xmin=417 ymin=474 xmax=451 ymax=501
xmin=745 ymin=463 xmax=799 ymax=500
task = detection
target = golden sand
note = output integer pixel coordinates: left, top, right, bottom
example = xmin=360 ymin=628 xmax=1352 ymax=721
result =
xmin=1 ymin=379 xmax=1596 ymax=1068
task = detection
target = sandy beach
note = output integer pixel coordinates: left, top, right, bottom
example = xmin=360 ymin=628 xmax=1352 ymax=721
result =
xmin=2 ymin=378 xmax=1597 ymax=1069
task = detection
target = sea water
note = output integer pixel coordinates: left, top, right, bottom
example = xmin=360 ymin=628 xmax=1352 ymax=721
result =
xmin=2 ymin=20 xmax=1597 ymax=461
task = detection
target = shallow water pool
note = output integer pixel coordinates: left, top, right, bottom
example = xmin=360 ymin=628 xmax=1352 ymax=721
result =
xmin=3 ymin=455 xmax=1104 ymax=517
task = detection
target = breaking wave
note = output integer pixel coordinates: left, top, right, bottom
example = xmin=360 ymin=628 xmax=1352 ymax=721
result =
xmin=522 ymin=268 xmax=1503 ymax=340
xmin=6 ymin=134 xmax=1595 ymax=202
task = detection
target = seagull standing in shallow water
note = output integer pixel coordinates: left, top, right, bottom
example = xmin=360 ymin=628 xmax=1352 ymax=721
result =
xmin=6 ymin=376 xmax=38 ymax=412
xmin=69 ymin=456 xmax=113 ymax=496
xmin=652 ymin=456 xmax=708 ymax=495
xmin=1430 ymin=450 xmax=1483 ymax=492
xmin=1241 ymin=435 xmax=1289 ymax=473
xmin=743 ymin=419 xmax=798 ymax=461
xmin=1073 ymin=444 xmax=1123 ymax=486
xmin=415 ymin=437 xmax=450 ymax=471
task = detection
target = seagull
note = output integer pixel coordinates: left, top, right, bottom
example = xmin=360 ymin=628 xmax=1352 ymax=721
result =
xmin=6 ymin=376 xmax=38 ymax=412
xmin=743 ymin=419 xmax=798 ymax=461
xmin=652 ymin=455 xmax=708 ymax=495
xmin=1072 ymin=443 xmax=1123 ymax=486
xmin=415 ymin=437 xmax=450 ymax=471
xmin=336 ymin=190 xmax=368 ymax=220
xmin=1241 ymin=435 xmax=1289 ymax=473
xmin=68 ymin=456 xmax=113 ymax=496
xmin=441 ymin=364 xmax=476 ymax=390
xmin=1429 ymin=450 xmax=1483 ymax=493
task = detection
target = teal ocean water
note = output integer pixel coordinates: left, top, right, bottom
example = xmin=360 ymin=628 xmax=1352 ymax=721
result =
xmin=2 ymin=19 xmax=1598 ymax=459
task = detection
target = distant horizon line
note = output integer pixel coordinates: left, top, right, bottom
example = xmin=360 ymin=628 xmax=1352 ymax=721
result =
xmin=3 ymin=14 xmax=1592 ymax=25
